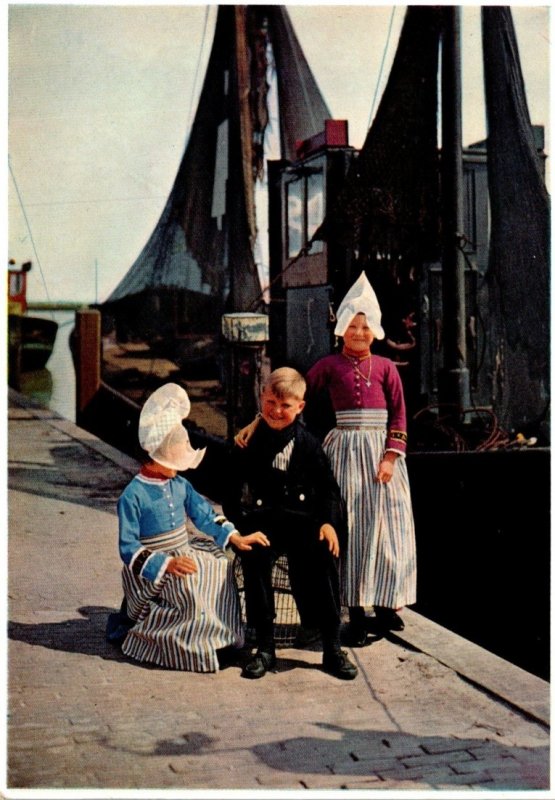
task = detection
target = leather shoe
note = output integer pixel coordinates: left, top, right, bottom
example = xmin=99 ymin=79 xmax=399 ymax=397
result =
xmin=342 ymin=623 xmax=368 ymax=647
xmin=322 ymin=649 xmax=358 ymax=680
xmin=374 ymin=608 xmax=405 ymax=631
xmin=216 ymin=645 xmax=240 ymax=669
xmin=242 ymin=650 xmax=276 ymax=679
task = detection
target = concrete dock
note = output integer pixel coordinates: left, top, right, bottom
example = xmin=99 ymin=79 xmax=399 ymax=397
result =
xmin=6 ymin=388 xmax=551 ymax=793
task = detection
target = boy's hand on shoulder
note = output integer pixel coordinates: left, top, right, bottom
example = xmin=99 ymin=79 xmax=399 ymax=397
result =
xmin=233 ymin=429 xmax=249 ymax=449
xmin=234 ymin=417 xmax=259 ymax=448
xmin=319 ymin=523 xmax=340 ymax=557
xmin=229 ymin=531 xmax=270 ymax=551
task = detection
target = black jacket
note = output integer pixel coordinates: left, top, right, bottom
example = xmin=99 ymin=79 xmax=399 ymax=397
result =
xmin=222 ymin=420 xmax=346 ymax=545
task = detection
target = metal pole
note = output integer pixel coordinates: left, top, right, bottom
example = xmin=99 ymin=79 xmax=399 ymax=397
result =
xmin=439 ymin=6 xmax=470 ymax=412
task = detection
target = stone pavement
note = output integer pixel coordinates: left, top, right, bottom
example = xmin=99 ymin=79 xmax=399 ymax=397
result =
xmin=5 ymin=389 xmax=551 ymax=794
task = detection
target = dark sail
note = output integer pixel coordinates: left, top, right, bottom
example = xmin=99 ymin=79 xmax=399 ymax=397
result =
xmin=316 ymin=6 xmax=442 ymax=273
xmin=482 ymin=6 xmax=550 ymax=431
xmin=312 ymin=5 xmax=549 ymax=438
xmin=306 ymin=6 xmax=442 ymax=414
xmin=102 ymin=6 xmax=330 ymax=349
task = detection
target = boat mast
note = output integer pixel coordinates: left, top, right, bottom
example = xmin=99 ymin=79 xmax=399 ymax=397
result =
xmin=439 ymin=6 xmax=470 ymax=413
xmin=234 ymin=6 xmax=257 ymax=252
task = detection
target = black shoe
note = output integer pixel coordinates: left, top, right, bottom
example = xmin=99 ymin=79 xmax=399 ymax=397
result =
xmin=216 ymin=645 xmax=241 ymax=669
xmin=322 ymin=649 xmax=358 ymax=680
xmin=242 ymin=650 xmax=277 ymax=679
xmin=343 ymin=623 xmax=368 ymax=647
xmin=105 ymin=610 xmax=133 ymax=647
xmin=374 ymin=608 xmax=405 ymax=631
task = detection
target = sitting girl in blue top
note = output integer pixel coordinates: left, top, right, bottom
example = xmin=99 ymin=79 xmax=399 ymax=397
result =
xmin=114 ymin=383 xmax=268 ymax=672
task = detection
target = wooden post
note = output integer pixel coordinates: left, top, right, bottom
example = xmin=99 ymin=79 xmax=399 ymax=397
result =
xmin=75 ymin=309 xmax=101 ymax=421
xmin=225 ymin=343 xmax=236 ymax=443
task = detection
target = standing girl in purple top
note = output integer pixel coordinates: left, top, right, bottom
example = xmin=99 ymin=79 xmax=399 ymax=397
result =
xmin=305 ymin=272 xmax=416 ymax=644
xmin=236 ymin=273 xmax=417 ymax=646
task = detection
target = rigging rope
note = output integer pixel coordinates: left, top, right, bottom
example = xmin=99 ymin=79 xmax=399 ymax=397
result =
xmin=8 ymin=156 xmax=55 ymax=316
xmin=118 ymin=7 xmax=213 ymax=403
xmin=185 ymin=5 xmax=212 ymax=140
xmin=367 ymin=6 xmax=397 ymax=131
xmin=246 ymin=240 xmax=314 ymax=311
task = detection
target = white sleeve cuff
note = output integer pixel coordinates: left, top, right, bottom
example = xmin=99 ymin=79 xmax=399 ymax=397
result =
xmin=385 ymin=447 xmax=406 ymax=458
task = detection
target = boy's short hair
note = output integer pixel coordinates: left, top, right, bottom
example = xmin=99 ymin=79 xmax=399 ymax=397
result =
xmin=264 ymin=367 xmax=306 ymax=401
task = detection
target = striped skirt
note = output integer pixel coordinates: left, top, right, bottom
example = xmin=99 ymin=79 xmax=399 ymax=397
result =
xmin=323 ymin=409 xmax=417 ymax=609
xmin=121 ymin=525 xmax=244 ymax=672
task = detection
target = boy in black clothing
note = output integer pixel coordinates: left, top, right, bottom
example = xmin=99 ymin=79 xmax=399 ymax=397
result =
xmin=223 ymin=367 xmax=357 ymax=680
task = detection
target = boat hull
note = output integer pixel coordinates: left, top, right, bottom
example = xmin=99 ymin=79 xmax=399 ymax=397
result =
xmin=8 ymin=314 xmax=59 ymax=374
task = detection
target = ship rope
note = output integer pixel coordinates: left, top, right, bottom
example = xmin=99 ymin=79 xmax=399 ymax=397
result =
xmin=367 ymin=5 xmax=397 ymax=131
xmin=135 ymin=5 xmax=216 ymax=407
xmin=246 ymin=240 xmax=314 ymax=312
xmin=185 ymin=6 xmax=212 ymax=139
xmin=8 ymin=156 xmax=55 ymax=320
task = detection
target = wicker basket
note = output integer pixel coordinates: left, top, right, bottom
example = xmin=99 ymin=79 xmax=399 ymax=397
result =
xmin=233 ymin=554 xmax=301 ymax=646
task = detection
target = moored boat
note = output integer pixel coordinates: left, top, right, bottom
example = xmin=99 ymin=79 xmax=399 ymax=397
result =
xmin=8 ymin=260 xmax=58 ymax=378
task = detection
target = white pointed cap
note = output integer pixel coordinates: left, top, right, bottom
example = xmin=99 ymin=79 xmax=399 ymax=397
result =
xmin=334 ymin=271 xmax=385 ymax=340
xmin=138 ymin=383 xmax=205 ymax=470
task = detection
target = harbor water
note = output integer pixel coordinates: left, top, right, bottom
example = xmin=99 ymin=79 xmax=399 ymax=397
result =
xmin=17 ymin=309 xmax=77 ymax=422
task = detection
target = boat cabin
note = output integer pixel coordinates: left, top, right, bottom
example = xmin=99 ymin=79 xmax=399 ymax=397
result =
xmin=267 ymin=123 xmax=548 ymax=425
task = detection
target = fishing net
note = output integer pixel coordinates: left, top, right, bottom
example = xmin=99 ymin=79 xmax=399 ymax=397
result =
xmin=317 ymin=6 xmax=442 ymax=275
xmin=482 ymin=6 xmax=550 ymax=431
xmin=103 ymin=6 xmax=330 ymax=334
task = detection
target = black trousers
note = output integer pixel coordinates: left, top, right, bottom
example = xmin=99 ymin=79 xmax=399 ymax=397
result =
xmin=239 ymin=512 xmax=341 ymax=652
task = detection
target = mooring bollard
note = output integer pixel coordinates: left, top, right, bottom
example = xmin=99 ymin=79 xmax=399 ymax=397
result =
xmin=221 ymin=312 xmax=269 ymax=441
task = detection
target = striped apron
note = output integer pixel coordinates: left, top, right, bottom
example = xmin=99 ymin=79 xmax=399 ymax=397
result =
xmin=323 ymin=409 xmax=417 ymax=609
xmin=121 ymin=525 xmax=244 ymax=672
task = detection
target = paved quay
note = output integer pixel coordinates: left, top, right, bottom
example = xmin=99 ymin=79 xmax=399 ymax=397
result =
xmin=6 ymin=388 xmax=551 ymax=794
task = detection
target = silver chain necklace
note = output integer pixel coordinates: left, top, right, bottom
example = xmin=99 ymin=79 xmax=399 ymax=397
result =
xmin=343 ymin=353 xmax=372 ymax=387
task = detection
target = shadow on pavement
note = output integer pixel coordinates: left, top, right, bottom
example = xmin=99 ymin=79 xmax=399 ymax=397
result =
xmin=8 ymin=606 xmax=128 ymax=662
xmin=9 ymin=443 xmax=130 ymax=513
xmin=250 ymin=725 xmax=549 ymax=787
xmin=95 ymin=723 xmax=548 ymax=788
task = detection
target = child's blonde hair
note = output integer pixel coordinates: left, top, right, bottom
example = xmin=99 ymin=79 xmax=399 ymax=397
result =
xmin=264 ymin=367 xmax=306 ymax=401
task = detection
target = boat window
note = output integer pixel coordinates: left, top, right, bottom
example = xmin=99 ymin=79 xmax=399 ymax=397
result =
xmin=9 ymin=273 xmax=24 ymax=296
xmin=286 ymin=167 xmax=325 ymax=258
xmin=307 ymin=171 xmax=324 ymax=254
xmin=286 ymin=178 xmax=303 ymax=258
